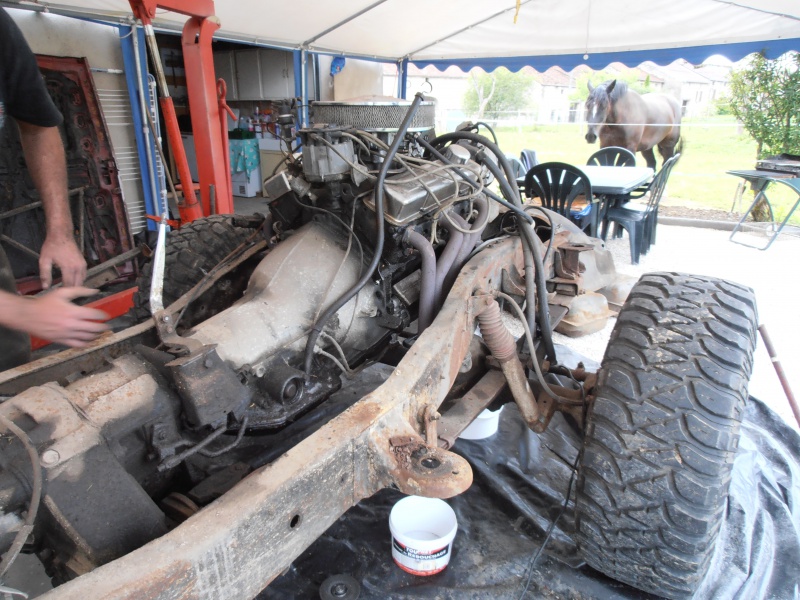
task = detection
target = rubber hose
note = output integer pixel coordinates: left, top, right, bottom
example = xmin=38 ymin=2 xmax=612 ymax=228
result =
xmin=443 ymin=213 xmax=474 ymax=297
xmin=454 ymin=195 xmax=489 ymax=268
xmin=418 ymin=132 xmax=558 ymax=361
xmin=303 ymin=93 xmax=426 ymax=377
xmin=404 ymin=229 xmax=437 ymax=333
xmin=433 ymin=215 xmax=464 ymax=310
xmin=414 ymin=135 xmax=533 ymax=225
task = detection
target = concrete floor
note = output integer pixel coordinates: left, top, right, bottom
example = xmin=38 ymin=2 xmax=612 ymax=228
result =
xmin=554 ymin=222 xmax=800 ymax=432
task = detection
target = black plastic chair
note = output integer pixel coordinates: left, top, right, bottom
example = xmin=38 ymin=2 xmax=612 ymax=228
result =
xmin=523 ymin=162 xmax=594 ymax=234
xmin=586 ymin=146 xmax=637 ymax=167
xmin=505 ymin=155 xmax=526 ymax=180
xmin=601 ymin=154 xmax=680 ymax=264
xmin=520 ymin=149 xmax=539 ymax=171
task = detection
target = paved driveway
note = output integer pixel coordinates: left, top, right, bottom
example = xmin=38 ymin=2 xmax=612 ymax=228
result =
xmin=556 ymin=223 xmax=800 ymax=431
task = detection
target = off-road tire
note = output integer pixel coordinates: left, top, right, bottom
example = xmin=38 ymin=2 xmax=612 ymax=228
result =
xmin=575 ymin=272 xmax=758 ymax=599
xmin=133 ymin=215 xmax=260 ymax=329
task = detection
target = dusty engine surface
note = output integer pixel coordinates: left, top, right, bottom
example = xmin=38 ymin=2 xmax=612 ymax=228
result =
xmin=0 ymin=96 xmax=619 ymax=590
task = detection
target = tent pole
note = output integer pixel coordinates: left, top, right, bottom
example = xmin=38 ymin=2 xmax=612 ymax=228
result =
xmin=398 ymin=58 xmax=408 ymax=99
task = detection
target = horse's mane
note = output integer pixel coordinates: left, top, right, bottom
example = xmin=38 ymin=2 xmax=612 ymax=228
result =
xmin=605 ymin=80 xmax=628 ymax=102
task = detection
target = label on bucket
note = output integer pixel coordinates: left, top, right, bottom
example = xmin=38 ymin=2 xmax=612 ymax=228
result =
xmin=392 ymin=537 xmax=451 ymax=575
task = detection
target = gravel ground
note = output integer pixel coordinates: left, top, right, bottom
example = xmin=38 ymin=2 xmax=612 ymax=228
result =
xmin=555 ymin=221 xmax=800 ymax=431
xmin=658 ymin=205 xmax=744 ymax=222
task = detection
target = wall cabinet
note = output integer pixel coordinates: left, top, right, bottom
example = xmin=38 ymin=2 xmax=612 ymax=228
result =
xmin=223 ymin=48 xmax=294 ymax=101
xmin=213 ymin=51 xmax=238 ymax=100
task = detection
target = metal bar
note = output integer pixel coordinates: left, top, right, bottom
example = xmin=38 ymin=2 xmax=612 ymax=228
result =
xmin=759 ymin=324 xmax=800 ymax=428
xmin=0 ymin=235 xmax=39 ymax=259
xmin=127 ymin=23 xmax=161 ymax=226
xmin=0 ymin=188 xmax=87 ymax=222
xmin=38 ymin=247 xmax=142 ymax=295
xmin=437 ymin=369 xmax=507 ymax=449
xmin=404 ymin=0 xmax=536 ymax=58
xmin=0 ymin=201 xmax=42 ymax=222
xmin=301 ymin=0 xmax=388 ymax=46
xmin=181 ymin=16 xmax=233 ymax=215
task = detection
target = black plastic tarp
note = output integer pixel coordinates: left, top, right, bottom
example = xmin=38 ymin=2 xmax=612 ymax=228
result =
xmin=259 ymin=349 xmax=800 ymax=600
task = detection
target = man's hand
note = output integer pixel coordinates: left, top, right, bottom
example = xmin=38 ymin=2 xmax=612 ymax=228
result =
xmin=15 ymin=287 xmax=109 ymax=347
xmin=39 ymin=234 xmax=87 ymax=288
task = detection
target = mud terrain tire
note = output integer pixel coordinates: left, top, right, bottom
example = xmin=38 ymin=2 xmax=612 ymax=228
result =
xmin=133 ymin=215 xmax=259 ymax=329
xmin=575 ymin=272 xmax=758 ymax=599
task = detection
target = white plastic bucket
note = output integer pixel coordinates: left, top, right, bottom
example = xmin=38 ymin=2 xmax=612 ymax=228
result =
xmin=389 ymin=496 xmax=458 ymax=576
xmin=459 ymin=405 xmax=503 ymax=440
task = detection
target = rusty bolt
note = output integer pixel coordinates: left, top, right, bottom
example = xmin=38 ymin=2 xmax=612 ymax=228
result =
xmin=41 ymin=449 xmax=60 ymax=466
xmin=421 ymin=457 xmax=441 ymax=469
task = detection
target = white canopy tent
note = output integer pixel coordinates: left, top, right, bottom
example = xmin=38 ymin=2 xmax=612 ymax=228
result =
xmin=3 ymin=0 xmax=799 ymax=72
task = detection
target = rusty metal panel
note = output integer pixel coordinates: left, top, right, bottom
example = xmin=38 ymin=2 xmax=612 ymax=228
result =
xmin=0 ymin=55 xmax=134 ymax=285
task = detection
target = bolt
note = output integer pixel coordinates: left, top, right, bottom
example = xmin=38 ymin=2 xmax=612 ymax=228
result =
xmin=161 ymin=315 xmax=170 ymax=322
xmin=331 ymin=583 xmax=348 ymax=597
xmin=283 ymin=381 xmax=298 ymax=400
xmin=204 ymin=358 xmax=214 ymax=369
xmin=421 ymin=457 xmax=441 ymax=469
xmin=41 ymin=449 xmax=60 ymax=466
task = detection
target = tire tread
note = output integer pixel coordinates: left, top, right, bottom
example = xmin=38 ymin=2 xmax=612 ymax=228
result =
xmin=575 ymin=272 xmax=757 ymax=598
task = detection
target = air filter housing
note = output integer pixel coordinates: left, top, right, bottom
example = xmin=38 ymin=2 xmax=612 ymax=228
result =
xmin=309 ymin=97 xmax=436 ymax=133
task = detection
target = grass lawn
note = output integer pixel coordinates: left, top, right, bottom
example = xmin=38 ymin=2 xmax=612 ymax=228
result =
xmin=492 ymin=116 xmax=761 ymax=212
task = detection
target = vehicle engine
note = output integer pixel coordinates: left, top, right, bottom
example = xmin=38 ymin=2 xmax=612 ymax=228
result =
xmin=0 ymin=96 xmax=753 ymax=600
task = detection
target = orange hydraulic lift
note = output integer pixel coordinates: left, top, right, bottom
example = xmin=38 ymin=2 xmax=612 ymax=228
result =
xmin=129 ymin=0 xmax=234 ymax=223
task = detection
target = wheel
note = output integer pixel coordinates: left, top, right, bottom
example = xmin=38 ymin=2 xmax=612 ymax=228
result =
xmin=575 ymin=272 xmax=758 ymax=598
xmin=133 ymin=215 xmax=261 ymax=329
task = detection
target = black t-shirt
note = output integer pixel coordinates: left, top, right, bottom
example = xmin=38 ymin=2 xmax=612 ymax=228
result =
xmin=0 ymin=7 xmax=63 ymax=132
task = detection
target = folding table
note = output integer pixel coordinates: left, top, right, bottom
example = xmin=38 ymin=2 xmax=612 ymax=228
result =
xmin=727 ymin=170 xmax=800 ymax=250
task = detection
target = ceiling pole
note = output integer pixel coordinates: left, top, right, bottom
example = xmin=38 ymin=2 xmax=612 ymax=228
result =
xmin=398 ymin=58 xmax=408 ymax=99
xmin=404 ymin=0 xmax=536 ymax=60
xmin=301 ymin=0 xmax=389 ymax=47
xmin=297 ymin=49 xmax=308 ymax=128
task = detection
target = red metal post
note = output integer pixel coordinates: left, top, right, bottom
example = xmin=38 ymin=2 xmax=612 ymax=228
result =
xmin=182 ymin=16 xmax=233 ymax=214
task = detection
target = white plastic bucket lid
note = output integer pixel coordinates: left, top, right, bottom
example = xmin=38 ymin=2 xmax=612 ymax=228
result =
xmin=389 ymin=495 xmax=458 ymax=576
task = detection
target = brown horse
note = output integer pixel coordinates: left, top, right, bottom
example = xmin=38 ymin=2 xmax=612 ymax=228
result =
xmin=585 ymin=80 xmax=681 ymax=170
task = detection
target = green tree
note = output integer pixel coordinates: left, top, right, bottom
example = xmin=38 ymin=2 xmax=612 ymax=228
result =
xmin=729 ymin=52 xmax=800 ymax=158
xmin=463 ymin=68 xmax=534 ymax=119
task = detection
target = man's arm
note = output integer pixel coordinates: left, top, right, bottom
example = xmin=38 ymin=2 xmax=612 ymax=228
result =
xmin=16 ymin=121 xmax=87 ymax=289
xmin=0 ymin=287 xmax=109 ymax=347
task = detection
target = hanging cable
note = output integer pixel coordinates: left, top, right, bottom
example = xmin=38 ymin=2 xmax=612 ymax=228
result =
xmin=302 ymin=93 xmax=426 ymax=378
